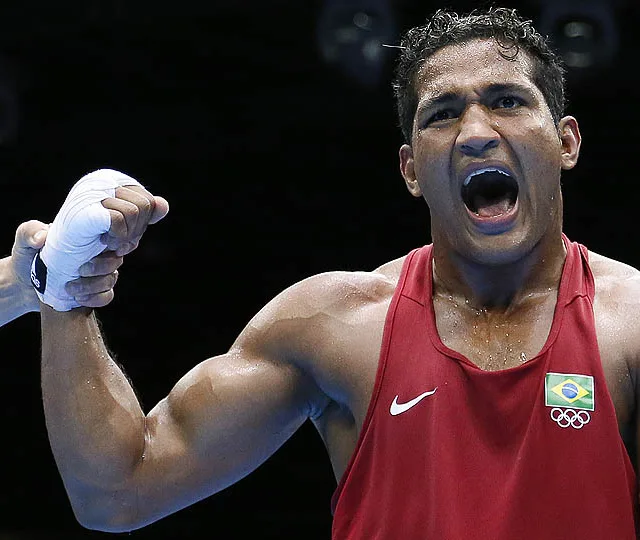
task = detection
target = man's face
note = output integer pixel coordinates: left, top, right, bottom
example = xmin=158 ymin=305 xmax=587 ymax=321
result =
xmin=399 ymin=38 xmax=580 ymax=265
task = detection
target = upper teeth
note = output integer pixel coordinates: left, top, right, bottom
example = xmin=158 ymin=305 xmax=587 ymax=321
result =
xmin=463 ymin=167 xmax=510 ymax=186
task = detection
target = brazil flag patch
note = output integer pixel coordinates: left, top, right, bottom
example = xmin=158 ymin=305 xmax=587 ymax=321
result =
xmin=545 ymin=373 xmax=594 ymax=411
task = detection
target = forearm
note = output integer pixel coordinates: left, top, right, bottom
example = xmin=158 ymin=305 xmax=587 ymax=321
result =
xmin=40 ymin=305 xmax=146 ymax=496
xmin=0 ymin=256 xmax=38 ymax=326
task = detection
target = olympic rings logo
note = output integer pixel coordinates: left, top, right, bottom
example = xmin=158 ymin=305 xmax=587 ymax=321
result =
xmin=550 ymin=407 xmax=591 ymax=429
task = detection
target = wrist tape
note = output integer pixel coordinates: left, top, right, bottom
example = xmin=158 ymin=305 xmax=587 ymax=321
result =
xmin=31 ymin=168 xmax=141 ymax=311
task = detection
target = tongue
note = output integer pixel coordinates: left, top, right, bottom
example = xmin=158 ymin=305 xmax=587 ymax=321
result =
xmin=474 ymin=195 xmax=512 ymax=217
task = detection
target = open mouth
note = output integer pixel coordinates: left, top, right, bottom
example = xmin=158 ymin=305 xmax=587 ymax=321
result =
xmin=461 ymin=168 xmax=518 ymax=217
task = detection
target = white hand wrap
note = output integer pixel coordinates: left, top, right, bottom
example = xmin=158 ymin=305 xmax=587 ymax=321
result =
xmin=31 ymin=168 xmax=142 ymax=311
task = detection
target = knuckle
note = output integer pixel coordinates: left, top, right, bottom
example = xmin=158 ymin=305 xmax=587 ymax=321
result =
xmin=14 ymin=221 xmax=31 ymax=239
xmin=110 ymin=212 xmax=127 ymax=231
xmin=94 ymin=290 xmax=115 ymax=307
xmin=139 ymin=197 xmax=152 ymax=214
xmin=65 ymin=280 xmax=80 ymax=294
xmin=127 ymin=204 xmax=141 ymax=218
xmin=23 ymin=219 xmax=43 ymax=230
xmin=78 ymin=261 xmax=93 ymax=277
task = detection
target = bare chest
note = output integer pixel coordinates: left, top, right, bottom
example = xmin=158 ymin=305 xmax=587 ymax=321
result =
xmin=432 ymin=295 xmax=555 ymax=371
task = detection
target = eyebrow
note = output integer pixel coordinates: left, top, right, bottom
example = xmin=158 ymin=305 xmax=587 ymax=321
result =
xmin=417 ymin=82 xmax=536 ymax=115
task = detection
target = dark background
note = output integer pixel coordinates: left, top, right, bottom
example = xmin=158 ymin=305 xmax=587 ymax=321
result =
xmin=0 ymin=0 xmax=637 ymax=538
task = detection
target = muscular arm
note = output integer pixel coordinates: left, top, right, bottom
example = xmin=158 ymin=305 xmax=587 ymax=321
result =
xmin=40 ymin=286 xmax=326 ymax=532
xmin=590 ymin=251 xmax=640 ymax=509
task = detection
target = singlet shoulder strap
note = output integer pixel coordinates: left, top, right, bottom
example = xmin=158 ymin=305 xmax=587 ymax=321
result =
xmin=398 ymin=245 xmax=432 ymax=306
xmin=559 ymin=233 xmax=595 ymax=305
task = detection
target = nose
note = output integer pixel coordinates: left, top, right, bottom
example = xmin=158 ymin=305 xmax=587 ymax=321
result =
xmin=456 ymin=104 xmax=500 ymax=157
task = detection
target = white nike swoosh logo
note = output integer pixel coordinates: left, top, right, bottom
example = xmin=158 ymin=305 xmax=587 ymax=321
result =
xmin=389 ymin=388 xmax=438 ymax=416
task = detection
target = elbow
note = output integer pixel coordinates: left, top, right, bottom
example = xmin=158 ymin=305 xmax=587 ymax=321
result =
xmin=69 ymin=492 xmax=150 ymax=534
xmin=75 ymin=512 xmax=150 ymax=534
xmin=74 ymin=510 xmax=144 ymax=534
xmin=78 ymin=521 xmax=134 ymax=534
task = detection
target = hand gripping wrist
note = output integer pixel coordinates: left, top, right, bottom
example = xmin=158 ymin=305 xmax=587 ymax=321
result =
xmin=30 ymin=168 xmax=142 ymax=311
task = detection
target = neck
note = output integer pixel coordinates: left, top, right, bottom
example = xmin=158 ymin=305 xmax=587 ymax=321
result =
xmin=432 ymin=233 xmax=567 ymax=313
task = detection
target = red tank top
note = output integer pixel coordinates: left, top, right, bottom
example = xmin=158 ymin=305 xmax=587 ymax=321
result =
xmin=331 ymin=238 xmax=637 ymax=539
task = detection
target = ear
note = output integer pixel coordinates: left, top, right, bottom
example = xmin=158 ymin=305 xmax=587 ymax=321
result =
xmin=558 ymin=116 xmax=581 ymax=170
xmin=399 ymin=144 xmax=422 ymax=197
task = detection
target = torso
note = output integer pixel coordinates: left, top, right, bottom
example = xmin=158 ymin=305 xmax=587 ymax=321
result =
xmin=303 ymin=248 xmax=639 ymax=483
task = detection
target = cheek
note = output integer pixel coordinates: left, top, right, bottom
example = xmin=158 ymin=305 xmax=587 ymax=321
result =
xmin=414 ymin=139 xmax=452 ymax=177
xmin=418 ymin=180 xmax=456 ymax=215
xmin=417 ymin=158 xmax=454 ymax=199
xmin=413 ymin=160 xmax=449 ymax=202
xmin=517 ymin=126 xmax=562 ymax=170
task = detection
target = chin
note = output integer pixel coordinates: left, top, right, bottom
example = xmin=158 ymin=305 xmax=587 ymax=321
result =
xmin=461 ymin=230 xmax=537 ymax=266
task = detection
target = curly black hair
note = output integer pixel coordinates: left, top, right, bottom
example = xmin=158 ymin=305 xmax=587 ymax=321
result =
xmin=392 ymin=7 xmax=566 ymax=144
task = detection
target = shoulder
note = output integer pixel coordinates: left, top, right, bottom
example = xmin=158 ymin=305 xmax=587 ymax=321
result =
xmin=226 ymin=256 xmax=407 ymax=413
xmin=588 ymin=249 xmax=640 ymax=300
xmin=259 ymin=257 xmax=405 ymax=325
xmin=233 ymin=255 xmax=407 ymax=354
xmin=588 ymin=249 xmax=640 ymax=365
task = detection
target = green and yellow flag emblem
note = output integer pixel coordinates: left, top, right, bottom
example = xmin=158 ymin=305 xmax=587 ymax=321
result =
xmin=545 ymin=373 xmax=594 ymax=411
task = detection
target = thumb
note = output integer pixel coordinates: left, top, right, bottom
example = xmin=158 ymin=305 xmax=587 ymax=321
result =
xmin=149 ymin=196 xmax=170 ymax=225
xmin=14 ymin=220 xmax=49 ymax=251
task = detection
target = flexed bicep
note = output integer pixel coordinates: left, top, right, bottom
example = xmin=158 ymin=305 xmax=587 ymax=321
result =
xmin=118 ymin=347 xmax=318 ymax=529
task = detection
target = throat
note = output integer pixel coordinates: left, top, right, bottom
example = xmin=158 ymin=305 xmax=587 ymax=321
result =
xmin=431 ymin=236 xmax=567 ymax=312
